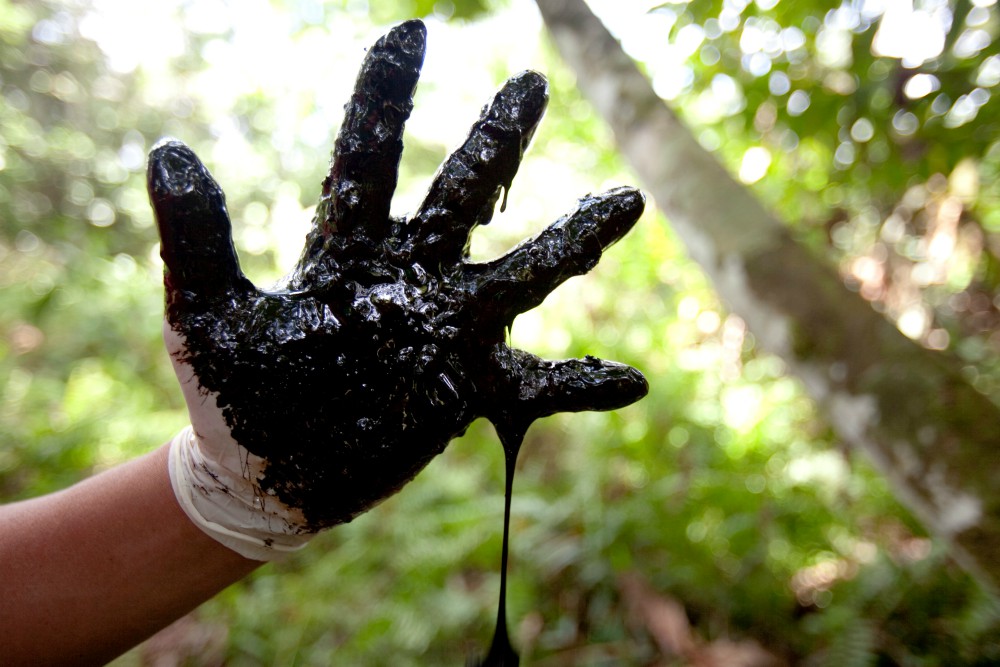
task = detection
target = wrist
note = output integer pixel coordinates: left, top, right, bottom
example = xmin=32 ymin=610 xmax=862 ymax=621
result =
xmin=167 ymin=426 xmax=313 ymax=561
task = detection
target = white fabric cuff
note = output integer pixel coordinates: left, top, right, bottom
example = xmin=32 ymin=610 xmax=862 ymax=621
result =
xmin=167 ymin=426 xmax=313 ymax=561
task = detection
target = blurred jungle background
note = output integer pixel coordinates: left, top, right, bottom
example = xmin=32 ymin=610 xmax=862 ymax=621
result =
xmin=3 ymin=0 xmax=1000 ymax=664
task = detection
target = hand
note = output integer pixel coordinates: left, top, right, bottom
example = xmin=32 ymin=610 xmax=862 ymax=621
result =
xmin=148 ymin=20 xmax=647 ymax=555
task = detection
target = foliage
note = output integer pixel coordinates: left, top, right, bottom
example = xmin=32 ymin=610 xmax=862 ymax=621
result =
xmin=2 ymin=0 xmax=999 ymax=666
xmin=609 ymin=0 xmax=1000 ymax=394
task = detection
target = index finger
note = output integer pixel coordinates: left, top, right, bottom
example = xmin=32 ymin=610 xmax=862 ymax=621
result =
xmin=467 ymin=187 xmax=644 ymax=325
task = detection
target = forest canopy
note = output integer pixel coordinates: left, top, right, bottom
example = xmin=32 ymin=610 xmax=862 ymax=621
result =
xmin=2 ymin=0 xmax=999 ymax=664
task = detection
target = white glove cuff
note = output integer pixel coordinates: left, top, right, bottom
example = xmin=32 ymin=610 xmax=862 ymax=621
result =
xmin=167 ymin=425 xmax=312 ymax=561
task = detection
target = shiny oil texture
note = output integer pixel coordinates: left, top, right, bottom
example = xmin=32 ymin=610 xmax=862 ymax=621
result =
xmin=148 ymin=19 xmax=648 ymax=663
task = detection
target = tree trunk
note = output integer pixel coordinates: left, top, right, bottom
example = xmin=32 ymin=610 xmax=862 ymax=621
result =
xmin=535 ymin=0 xmax=1000 ymax=591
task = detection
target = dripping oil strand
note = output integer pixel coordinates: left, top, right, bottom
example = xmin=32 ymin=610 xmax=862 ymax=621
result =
xmin=474 ymin=419 xmax=529 ymax=667
xmin=490 ymin=433 xmax=518 ymax=666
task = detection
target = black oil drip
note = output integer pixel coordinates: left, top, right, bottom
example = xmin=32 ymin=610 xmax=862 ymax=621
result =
xmin=147 ymin=18 xmax=649 ymax=659
xmin=473 ymin=418 xmax=529 ymax=667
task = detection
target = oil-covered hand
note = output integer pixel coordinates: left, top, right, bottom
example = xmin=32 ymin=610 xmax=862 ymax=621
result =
xmin=149 ymin=20 xmax=647 ymax=559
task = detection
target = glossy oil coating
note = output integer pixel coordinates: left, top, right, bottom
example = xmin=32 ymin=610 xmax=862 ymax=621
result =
xmin=149 ymin=19 xmax=649 ymax=665
xmin=472 ymin=423 xmax=527 ymax=667
xmin=149 ymin=18 xmax=647 ymax=532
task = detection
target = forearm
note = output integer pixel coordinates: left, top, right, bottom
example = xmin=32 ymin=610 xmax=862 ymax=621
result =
xmin=0 ymin=444 xmax=260 ymax=666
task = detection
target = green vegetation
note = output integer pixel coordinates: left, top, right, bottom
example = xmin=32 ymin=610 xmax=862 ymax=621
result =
xmin=2 ymin=0 xmax=999 ymax=664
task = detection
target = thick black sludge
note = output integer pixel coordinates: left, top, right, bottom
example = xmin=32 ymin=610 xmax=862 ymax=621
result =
xmin=148 ymin=19 xmax=647 ymax=663
xmin=472 ymin=420 xmax=527 ymax=667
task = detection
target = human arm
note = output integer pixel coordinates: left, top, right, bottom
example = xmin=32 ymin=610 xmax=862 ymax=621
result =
xmin=0 ymin=444 xmax=260 ymax=666
xmin=0 ymin=18 xmax=647 ymax=664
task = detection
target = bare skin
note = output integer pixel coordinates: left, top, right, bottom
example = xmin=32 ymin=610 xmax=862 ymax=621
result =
xmin=0 ymin=19 xmax=646 ymax=664
xmin=0 ymin=445 xmax=259 ymax=666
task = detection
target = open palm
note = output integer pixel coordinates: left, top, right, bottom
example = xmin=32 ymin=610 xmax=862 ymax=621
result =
xmin=148 ymin=20 xmax=647 ymax=530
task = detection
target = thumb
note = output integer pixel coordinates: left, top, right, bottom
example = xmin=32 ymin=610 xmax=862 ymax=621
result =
xmin=147 ymin=138 xmax=247 ymax=298
xmin=490 ymin=346 xmax=648 ymax=423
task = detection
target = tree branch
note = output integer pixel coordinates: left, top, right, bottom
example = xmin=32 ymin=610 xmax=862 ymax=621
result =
xmin=535 ymin=0 xmax=1000 ymax=591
